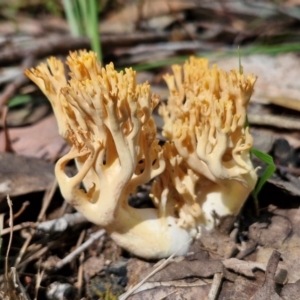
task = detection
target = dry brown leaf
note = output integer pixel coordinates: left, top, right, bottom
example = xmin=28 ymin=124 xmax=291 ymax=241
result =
xmin=250 ymin=210 xmax=300 ymax=284
xmin=83 ymin=255 xmax=105 ymax=278
xmin=219 ymin=275 xmax=264 ymax=300
xmin=107 ymin=0 xmax=196 ymax=22
xmin=126 ymin=254 xmax=221 ymax=282
xmin=252 ymin=251 xmax=283 ymax=300
xmin=215 ymin=54 xmax=300 ymax=106
xmin=101 ymin=0 xmax=196 ymax=33
xmin=128 ymin=279 xmax=210 ymax=300
xmin=127 ymin=258 xmax=152 ymax=288
xmin=199 ymin=224 xmax=237 ymax=259
xmin=223 ymin=258 xmax=266 ymax=278
xmin=281 ymin=280 xmax=300 ymax=300
xmin=146 ymin=259 xmax=223 ymax=282
xmin=0 ymin=151 xmax=55 ymax=200
xmin=0 ymin=114 xmax=68 ymax=162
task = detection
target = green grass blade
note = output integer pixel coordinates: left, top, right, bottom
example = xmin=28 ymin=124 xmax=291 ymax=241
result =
xmin=65 ymin=0 xmax=102 ymax=61
xmin=250 ymin=148 xmax=276 ymax=199
xmin=86 ymin=0 xmax=102 ymax=61
xmin=7 ymin=94 xmax=31 ymax=108
xmin=238 ymin=46 xmax=243 ymax=75
xmin=62 ymin=0 xmax=83 ymax=36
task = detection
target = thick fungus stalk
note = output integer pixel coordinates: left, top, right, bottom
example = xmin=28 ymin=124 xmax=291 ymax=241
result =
xmin=26 ymin=52 xmax=257 ymax=259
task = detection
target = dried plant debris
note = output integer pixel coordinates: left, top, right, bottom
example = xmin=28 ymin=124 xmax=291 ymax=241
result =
xmin=252 ymin=209 xmax=300 ymax=284
xmin=251 ymin=251 xmax=283 ymax=300
xmin=84 ymin=259 xmax=130 ymax=299
xmin=215 ymin=54 xmax=300 ymax=106
xmin=0 ymin=115 xmax=69 ymax=161
xmin=0 ymin=152 xmax=54 ymax=200
xmin=223 ymin=258 xmax=267 ymax=278
xmin=143 ymin=258 xmax=223 ymax=282
xmin=123 ymin=204 xmax=300 ymax=299
xmin=0 ymin=267 xmax=31 ymax=300
xmin=4 ymin=1 xmax=300 ymax=299
xmin=281 ymin=280 xmax=300 ymax=300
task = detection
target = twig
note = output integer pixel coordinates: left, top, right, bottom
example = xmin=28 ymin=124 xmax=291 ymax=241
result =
xmin=2 ymin=212 xmax=87 ymax=236
xmin=248 ymin=113 xmax=300 ymax=130
xmin=0 ymin=32 xmax=170 ymax=64
xmin=251 ymin=250 xmax=281 ymax=300
xmin=15 ymin=179 xmax=57 ymax=268
xmin=114 ymin=41 xmax=220 ymax=56
xmin=54 ymin=229 xmax=105 ymax=270
xmin=1 ymin=221 xmax=36 ymax=236
xmin=37 ymin=179 xmax=58 ymax=223
xmin=8 ymin=267 xmax=31 ymax=300
xmin=119 ymin=238 xmax=193 ymax=300
xmin=5 ymin=201 xmax=30 ymax=225
xmin=37 ymin=212 xmax=88 ymax=233
xmin=77 ymin=251 xmax=85 ymax=298
xmin=17 ymin=242 xmax=55 ymax=268
xmin=266 ymin=96 xmax=300 ymax=112
xmin=1 ymin=106 xmax=13 ymax=152
xmin=0 ymin=213 xmax=4 ymax=237
xmin=264 ymin=250 xmax=281 ymax=294
xmin=57 ymin=200 xmax=69 ymax=218
xmin=158 ymin=291 xmax=176 ymax=299
xmin=34 ymin=262 xmax=45 ymax=300
xmin=5 ymin=195 xmax=14 ymax=290
xmin=207 ymin=273 xmax=223 ymax=300
xmin=76 ymin=230 xmax=86 ymax=298
xmin=75 ymin=229 xmax=86 ymax=254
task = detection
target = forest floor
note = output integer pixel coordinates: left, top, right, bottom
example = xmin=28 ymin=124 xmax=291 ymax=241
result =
xmin=2 ymin=1 xmax=300 ymax=299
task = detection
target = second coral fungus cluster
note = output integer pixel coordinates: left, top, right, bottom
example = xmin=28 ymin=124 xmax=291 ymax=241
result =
xmin=25 ymin=51 xmax=257 ymax=259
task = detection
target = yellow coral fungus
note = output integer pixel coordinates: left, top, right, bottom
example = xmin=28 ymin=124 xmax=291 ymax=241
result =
xmin=26 ymin=52 xmax=257 ymax=259
xmin=159 ymin=57 xmax=257 ymax=229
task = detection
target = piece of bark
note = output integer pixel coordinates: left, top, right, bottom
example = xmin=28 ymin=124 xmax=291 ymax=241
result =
xmin=0 ymin=152 xmax=54 ymax=200
xmin=281 ymin=279 xmax=300 ymax=300
xmin=145 ymin=259 xmax=223 ymax=282
xmin=251 ymin=250 xmax=282 ymax=300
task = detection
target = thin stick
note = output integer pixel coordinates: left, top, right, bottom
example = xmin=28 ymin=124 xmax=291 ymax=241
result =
xmin=15 ymin=179 xmax=57 ymax=268
xmin=76 ymin=230 xmax=86 ymax=298
xmin=17 ymin=242 xmax=55 ymax=268
xmin=0 ymin=213 xmax=4 ymax=235
xmin=248 ymin=113 xmax=300 ymax=130
xmin=34 ymin=263 xmax=45 ymax=300
xmin=5 ymin=201 xmax=29 ymax=225
xmin=57 ymin=200 xmax=69 ymax=218
xmin=5 ymin=195 xmax=14 ymax=290
xmin=1 ymin=105 xmax=13 ymax=152
xmin=1 ymin=222 xmax=36 ymax=236
xmin=37 ymin=179 xmax=58 ymax=223
xmin=119 ymin=238 xmax=193 ymax=300
xmin=75 ymin=229 xmax=86 ymax=254
xmin=54 ymin=229 xmax=105 ymax=270
xmin=77 ymin=251 xmax=85 ymax=298
xmin=207 ymin=272 xmax=223 ymax=300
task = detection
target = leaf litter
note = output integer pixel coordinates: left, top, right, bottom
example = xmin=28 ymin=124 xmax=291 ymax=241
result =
xmin=2 ymin=1 xmax=300 ymax=299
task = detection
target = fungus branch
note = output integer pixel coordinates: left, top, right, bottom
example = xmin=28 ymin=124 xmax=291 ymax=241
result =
xmin=159 ymin=57 xmax=258 ymax=229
